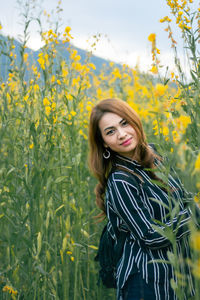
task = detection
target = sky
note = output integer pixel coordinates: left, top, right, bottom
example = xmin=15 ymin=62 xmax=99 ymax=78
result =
xmin=0 ymin=0 xmax=198 ymax=73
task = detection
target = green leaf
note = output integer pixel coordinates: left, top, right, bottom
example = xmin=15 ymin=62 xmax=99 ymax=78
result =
xmin=150 ymin=197 xmax=169 ymax=210
xmin=55 ymin=204 xmax=65 ymax=216
xmin=151 ymin=223 xmax=174 ymax=242
xmin=170 ymin=278 xmax=178 ymax=291
xmin=148 ymin=259 xmax=170 ymax=265
xmin=190 ymin=70 xmax=198 ymax=83
xmin=164 ymin=78 xmax=170 ymax=85
xmin=149 ymin=179 xmax=168 ymax=188
xmin=6 ymin=167 xmax=15 ymax=177
xmin=36 ymin=232 xmax=42 ymax=259
xmin=167 ymin=251 xmax=175 ymax=265
xmin=55 ymin=176 xmax=68 ymax=183
xmin=170 ymin=201 xmax=180 ymax=220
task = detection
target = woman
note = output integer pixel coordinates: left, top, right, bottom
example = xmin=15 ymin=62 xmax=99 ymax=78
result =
xmin=88 ymin=98 xmax=194 ymax=300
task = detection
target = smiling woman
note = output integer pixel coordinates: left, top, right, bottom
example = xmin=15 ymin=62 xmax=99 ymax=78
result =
xmin=99 ymin=113 xmax=138 ymax=159
xmin=88 ymin=98 xmax=194 ymax=300
xmin=88 ymin=98 xmax=160 ymax=213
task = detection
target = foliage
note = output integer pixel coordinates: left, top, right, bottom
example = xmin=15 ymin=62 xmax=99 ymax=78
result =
xmin=0 ymin=0 xmax=200 ymax=299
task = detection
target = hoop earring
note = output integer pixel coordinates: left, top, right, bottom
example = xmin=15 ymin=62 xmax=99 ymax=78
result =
xmin=103 ymin=149 xmax=110 ymax=159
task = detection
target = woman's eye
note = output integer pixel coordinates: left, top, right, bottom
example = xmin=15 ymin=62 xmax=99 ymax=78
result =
xmin=106 ymin=129 xmax=115 ymax=135
xmin=122 ymin=120 xmax=128 ymax=126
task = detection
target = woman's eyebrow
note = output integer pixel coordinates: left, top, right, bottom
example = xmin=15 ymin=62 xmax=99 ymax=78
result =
xmin=104 ymin=125 xmax=114 ymax=132
xmin=104 ymin=118 xmax=124 ymax=132
xmin=119 ymin=118 xmax=125 ymax=124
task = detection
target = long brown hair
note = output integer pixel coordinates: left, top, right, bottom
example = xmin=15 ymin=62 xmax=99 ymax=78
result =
xmin=88 ymin=98 xmax=159 ymax=217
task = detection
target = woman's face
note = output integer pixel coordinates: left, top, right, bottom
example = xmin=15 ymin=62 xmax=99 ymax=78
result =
xmin=99 ymin=112 xmax=138 ymax=159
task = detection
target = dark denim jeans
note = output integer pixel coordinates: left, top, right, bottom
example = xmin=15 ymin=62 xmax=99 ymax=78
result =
xmin=122 ymin=272 xmax=156 ymax=300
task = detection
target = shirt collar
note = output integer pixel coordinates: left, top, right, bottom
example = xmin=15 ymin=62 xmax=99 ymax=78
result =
xmin=113 ymin=154 xmax=143 ymax=170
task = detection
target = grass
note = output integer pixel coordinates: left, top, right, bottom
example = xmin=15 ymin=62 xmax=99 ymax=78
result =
xmin=0 ymin=0 xmax=200 ymax=299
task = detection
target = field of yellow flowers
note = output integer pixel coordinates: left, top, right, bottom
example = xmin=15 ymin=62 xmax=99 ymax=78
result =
xmin=0 ymin=0 xmax=200 ymax=299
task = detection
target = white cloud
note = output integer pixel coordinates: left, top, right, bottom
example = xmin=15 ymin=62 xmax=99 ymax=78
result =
xmin=0 ymin=0 xmax=198 ymax=79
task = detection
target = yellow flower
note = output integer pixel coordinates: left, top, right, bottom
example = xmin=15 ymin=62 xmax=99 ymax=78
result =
xmin=71 ymin=62 xmax=83 ymax=72
xmin=112 ymin=68 xmax=122 ymax=79
xmin=53 ymin=116 xmax=57 ymax=124
xmin=156 ymin=48 xmax=160 ymax=54
xmin=6 ymin=92 xmax=11 ymax=103
xmin=148 ymin=33 xmax=156 ymax=42
xmin=190 ymin=231 xmax=200 ymax=251
xmin=45 ymin=106 xmax=51 ymax=116
xmin=3 ymin=186 xmax=10 ymax=193
xmin=34 ymin=84 xmax=39 ymax=92
xmin=79 ymin=129 xmax=87 ymax=140
xmin=62 ymin=67 xmax=68 ymax=77
xmin=74 ymin=55 xmax=81 ymax=62
xmin=35 ymin=119 xmax=39 ymax=130
xmin=72 ymin=78 xmax=79 ymax=87
xmin=65 ymin=26 xmax=71 ymax=33
xmin=88 ymin=63 xmax=96 ymax=70
xmin=193 ymin=259 xmax=200 ymax=278
xmin=44 ymin=53 xmax=49 ymax=65
xmin=86 ymin=105 xmax=92 ymax=112
xmin=29 ymin=143 xmax=34 ymax=149
xmin=70 ymin=110 xmax=76 ymax=117
xmin=195 ymin=153 xmax=200 ymax=171
xmin=3 ymin=285 xmax=18 ymax=295
xmin=43 ymin=97 xmax=50 ymax=106
xmin=51 ymin=102 xmax=56 ymax=110
xmin=0 ymin=24 xmax=2 ymax=30
xmin=150 ymin=65 xmax=158 ymax=74
xmin=194 ymin=192 xmax=200 ymax=206
xmin=63 ymin=26 xmax=73 ymax=39
xmin=179 ymin=115 xmax=191 ymax=129
xmin=160 ymin=16 xmax=172 ymax=23
xmin=23 ymin=53 xmax=28 ymax=62
xmin=154 ymin=83 xmax=167 ymax=97
xmin=162 ymin=126 xmax=169 ymax=136
xmin=51 ymin=75 xmax=56 ymax=83
xmin=38 ymin=54 xmax=45 ymax=70
xmin=70 ymin=49 xmax=78 ymax=60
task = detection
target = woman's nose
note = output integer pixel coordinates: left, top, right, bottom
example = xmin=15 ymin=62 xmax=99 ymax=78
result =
xmin=117 ymin=128 xmax=126 ymax=138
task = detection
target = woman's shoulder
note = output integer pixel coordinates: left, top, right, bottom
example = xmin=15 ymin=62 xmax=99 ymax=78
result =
xmin=107 ymin=169 xmax=141 ymax=188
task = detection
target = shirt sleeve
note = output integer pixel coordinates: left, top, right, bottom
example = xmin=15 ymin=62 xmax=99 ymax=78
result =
xmin=108 ymin=175 xmax=191 ymax=250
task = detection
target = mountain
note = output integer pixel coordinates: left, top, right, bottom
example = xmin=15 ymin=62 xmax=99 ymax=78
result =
xmin=0 ymin=34 xmax=113 ymax=82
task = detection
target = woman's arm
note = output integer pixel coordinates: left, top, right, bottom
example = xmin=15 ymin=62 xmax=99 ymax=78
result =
xmin=108 ymin=173 xmax=191 ymax=250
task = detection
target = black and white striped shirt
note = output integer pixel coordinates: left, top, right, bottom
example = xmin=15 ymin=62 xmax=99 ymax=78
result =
xmin=105 ymin=154 xmax=194 ymax=300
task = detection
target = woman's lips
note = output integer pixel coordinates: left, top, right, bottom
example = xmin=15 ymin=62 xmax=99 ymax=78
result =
xmin=121 ymin=138 xmax=132 ymax=146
